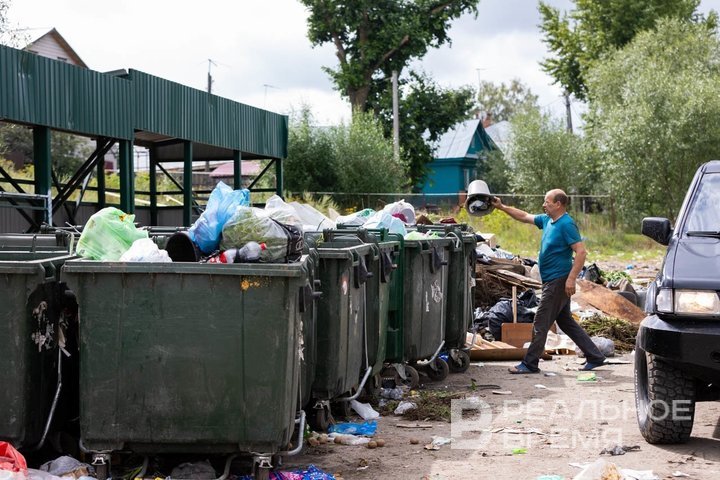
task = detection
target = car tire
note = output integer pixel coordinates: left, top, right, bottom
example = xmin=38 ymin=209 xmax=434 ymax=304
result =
xmin=634 ymin=345 xmax=696 ymax=444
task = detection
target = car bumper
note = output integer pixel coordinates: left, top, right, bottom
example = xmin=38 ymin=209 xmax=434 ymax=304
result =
xmin=638 ymin=315 xmax=720 ymax=380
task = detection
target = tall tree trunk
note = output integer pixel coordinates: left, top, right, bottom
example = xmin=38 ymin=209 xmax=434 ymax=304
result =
xmin=348 ymin=85 xmax=370 ymax=113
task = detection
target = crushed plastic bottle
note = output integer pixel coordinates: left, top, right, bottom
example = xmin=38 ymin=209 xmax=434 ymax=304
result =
xmin=208 ymin=242 xmax=266 ymax=263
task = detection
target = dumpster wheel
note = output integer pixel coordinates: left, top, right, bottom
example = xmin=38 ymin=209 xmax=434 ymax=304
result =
xmin=448 ymin=350 xmax=471 ymax=373
xmin=313 ymin=404 xmax=332 ymax=432
xmin=393 ymin=365 xmax=420 ymax=389
xmin=425 ymin=358 xmax=450 ymax=382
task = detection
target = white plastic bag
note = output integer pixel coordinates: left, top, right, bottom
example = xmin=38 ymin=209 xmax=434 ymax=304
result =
xmin=265 ymin=195 xmax=303 ymax=227
xmin=364 ymin=211 xmax=407 ymax=236
xmin=120 ymin=238 xmax=172 ymax=262
xmin=382 ymin=199 xmax=416 ymax=225
xmin=350 ymin=399 xmax=380 ymax=420
xmin=576 ymin=336 xmax=615 ymax=358
xmin=289 ymin=201 xmax=335 ymax=231
xmin=335 ymin=208 xmax=375 ymax=227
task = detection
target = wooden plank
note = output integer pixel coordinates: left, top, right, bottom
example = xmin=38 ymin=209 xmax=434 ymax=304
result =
xmin=495 ymin=269 xmax=542 ymax=289
xmin=575 ymin=280 xmax=646 ymax=324
xmin=501 ymin=323 xmax=534 ymax=348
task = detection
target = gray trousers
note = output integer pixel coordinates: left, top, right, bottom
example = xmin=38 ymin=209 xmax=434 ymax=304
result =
xmin=523 ymin=276 xmax=606 ymax=371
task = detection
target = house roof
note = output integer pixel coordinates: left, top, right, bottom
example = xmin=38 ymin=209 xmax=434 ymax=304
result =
xmin=210 ymin=160 xmax=262 ymax=177
xmin=25 ymin=28 xmax=88 ymax=68
xmin=435 ymin=118 xmax=499 ymax=160
xmin=484 ymin=120 xmax=511 ymax=153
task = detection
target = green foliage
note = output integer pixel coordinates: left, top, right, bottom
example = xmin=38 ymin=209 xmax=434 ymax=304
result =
xmin=0 ymin=123 xmax=92 ymax=179
xmin=369 ymin=70 xmax=476 ymax=190
xmin=300 ymin=0 xmax=480 ymax=111
xmin=539 ymin=0 xmax=714 ymax=100
xmin=285 ymin=107 xmax=338 ymax=193
xmin=331 ymin=110 xmax=404 ymax=194
xmin=585 ymin=18 xmax=720 ymax=224
xmin=505 ymin=109 xmax=596 ymax=207
xmin=476 ymin=79 xmax=539 ymax=122
xmin=0 ymin=0 xmax=26 ymax=47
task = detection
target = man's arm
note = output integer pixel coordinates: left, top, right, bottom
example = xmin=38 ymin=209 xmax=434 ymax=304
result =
xmin=565 ymin=241 xmax=587 ymax=296
xmin=491 ymin=196 xmax=535 ymax=224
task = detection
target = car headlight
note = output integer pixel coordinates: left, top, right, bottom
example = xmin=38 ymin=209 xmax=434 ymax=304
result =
xmin=675 ymin=290 xmax=720 ymax=315
xmin=657 ymin=288 xmax=720 ymax=315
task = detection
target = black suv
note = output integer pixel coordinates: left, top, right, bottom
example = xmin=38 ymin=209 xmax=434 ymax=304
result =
xmin=635 ymin=160 xmax=720 ymax=444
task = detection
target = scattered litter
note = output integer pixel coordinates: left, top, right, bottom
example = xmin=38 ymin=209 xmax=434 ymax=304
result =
xmin=424 ymin=436 xmax=452 ymax=450
xmin=544 ymin=372 xmax=558 ymax=377
xmin=396 ymin=423 xmax=433 ymax=429
xmin=537 ymin=476 xmax=564 ymax=480
xmin=493 ymin=427 xmax=546 ymax=436
xmin=512 ymin=448 xmax=527 ymax=455
xmin=621 ymin=469 xmax=659 ymax=480
xmin=238 ymin=464 xmax=335 ymax=480
xmin=350 ymin=400 xmax=380 ymax=420
xmin=0 ymin=442 xmax=27 ymax=475
xmin=672 ymin=472 xmax=690 ymax=478
xmin=534 ymin=384 xmax=548 ymax=389
xmin=604 ymin=359 xmax=632 ymax=365
xmin=600 ymin=445 xmax=641 ymax=456
xmin=329 ymin=421 xmax=377 ymax=436
xmin=571 ymin=459 xmax=659 ymax=480
xmin=577 ymin=372 xmax=597 ymax=382
xmin=394 ymin=401 xmax=417 ymax=415
xmin=330 ymin=433 xmax=371 ymax=446
xmin=492 ymin=390 xmax=513 ymax=395
xmin=380 ymin=387 xmax=404 ymax=400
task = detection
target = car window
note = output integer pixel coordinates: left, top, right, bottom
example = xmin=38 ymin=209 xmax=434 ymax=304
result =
xmin=684 ymin=172 xmax=720 ymax=232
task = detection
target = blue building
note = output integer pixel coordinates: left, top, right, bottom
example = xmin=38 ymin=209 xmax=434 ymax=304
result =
xmin=421 ymin=118 xmax=501 ymax=194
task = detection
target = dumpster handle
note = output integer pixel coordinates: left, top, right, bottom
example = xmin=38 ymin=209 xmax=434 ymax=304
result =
xmin=447 ymin=231 xmax=462 ymax=250
xmin=214 ymin=454 xmax=238 ymax=480
xmin=33 ymin=346 xmax=63 ymax=451
xmin=337 ymin=366 xmax=373 ymax=403
xmin=416 ymin=340 xmax=446 ymax=366
xmin=280 ymin=410 xmax=307 ymax=456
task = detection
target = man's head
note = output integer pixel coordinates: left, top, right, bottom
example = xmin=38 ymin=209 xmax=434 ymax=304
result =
xmin=542 ymin=189 xmax=568 ymax=219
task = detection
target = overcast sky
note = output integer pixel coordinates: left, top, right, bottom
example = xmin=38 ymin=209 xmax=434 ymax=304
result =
xmin=7 ymin=0 xmax=720 ymax=127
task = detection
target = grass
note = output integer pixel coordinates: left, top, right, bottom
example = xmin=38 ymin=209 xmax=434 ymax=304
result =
xmin=379 ymin=390 xmax=467 ymax=422
xmin=447 ymin=208 xmax=666 ymax=263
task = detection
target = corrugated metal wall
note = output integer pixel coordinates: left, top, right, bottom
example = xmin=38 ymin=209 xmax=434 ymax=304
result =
xmin=130 ymin=70 xmax=287 ymax=158
xmin=0 ymin=46 xmax=133 ymax=140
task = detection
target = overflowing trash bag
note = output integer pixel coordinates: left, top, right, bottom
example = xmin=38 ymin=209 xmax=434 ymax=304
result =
xmin=475 ymin=289 xmax=539 ymax=341
xmin=76 ymin=207 xmax=148 ymax=261
xmin=335 ymin=208 xmax=375 ymax=227
xmin=119 ymin=238 xmax=172 ymax=262
xmin=363 ymin=211 xmax=407 ymax=236
xmin=382 ymin=199 xmax=416 ymax=224
xmin=221 ymin=207 xmax=303 ymax=263
xmin=187 ymin=181 xmax=250 ymax=254
xmin=581 ymin=263 xmax=604 ymax=284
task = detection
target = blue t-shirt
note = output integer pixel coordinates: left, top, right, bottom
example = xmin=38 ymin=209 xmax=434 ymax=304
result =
xmin=533 ymin=213 xmax=582 ymax=282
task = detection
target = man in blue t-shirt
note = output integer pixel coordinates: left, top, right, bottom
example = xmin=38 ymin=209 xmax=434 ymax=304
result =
xmin=491 ymin=189 xmax=606 ymax=373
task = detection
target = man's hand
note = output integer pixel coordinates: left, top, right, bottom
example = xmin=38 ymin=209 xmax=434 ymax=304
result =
xmin=565 ymin=277 xmax=577 ymax=297
xmin=491 ymin=196 xmax=504 ymax=210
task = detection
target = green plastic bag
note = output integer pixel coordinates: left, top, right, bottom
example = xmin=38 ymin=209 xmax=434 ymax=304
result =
xmin=77 ymin=207 xmax=148 ymax=261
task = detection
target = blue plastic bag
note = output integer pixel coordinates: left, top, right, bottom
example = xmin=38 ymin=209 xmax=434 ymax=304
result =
xmin=187 ymin=181 xmax=250 ymax=254
xmin=328 ymin=420 xmax=377 ymax=436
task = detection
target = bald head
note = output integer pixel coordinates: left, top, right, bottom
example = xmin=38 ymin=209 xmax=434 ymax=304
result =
xmin=546 ymin=189 xmax=568 ymax=206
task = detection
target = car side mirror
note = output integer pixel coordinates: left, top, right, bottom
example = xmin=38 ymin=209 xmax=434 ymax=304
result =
xmin=641 ymin=217 xmax=672 ymax=246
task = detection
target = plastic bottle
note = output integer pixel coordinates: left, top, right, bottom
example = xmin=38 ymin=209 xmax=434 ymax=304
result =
xmin=208 ymin=242 xmax=266 ymax=263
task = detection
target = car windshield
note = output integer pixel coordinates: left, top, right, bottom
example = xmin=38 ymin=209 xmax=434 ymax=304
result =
xmin=684 ymin=172 xmax=720 ymax=233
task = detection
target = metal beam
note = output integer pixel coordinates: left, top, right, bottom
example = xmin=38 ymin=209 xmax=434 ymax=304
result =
xmin=149 ymin=147 xmax=158 ymax=226
xmin=52 ymin=138 xmax=114 ymax=214
xmin=275 ymin=158 xmax=283 ymax=198
xmin=183 ymin=141 xmax=193 ymax=226
xmin=33 ymin=126 xmax=52 ymax=225
xmin=247 ymin=159 xmax=275 ymax=190
xmin=119 ymin=139 xmax=134 ymax=213
xmin=233 ymin=150 xmax=242 ymax=190
xmin=96 ymin=139 xmax=106 ymax=210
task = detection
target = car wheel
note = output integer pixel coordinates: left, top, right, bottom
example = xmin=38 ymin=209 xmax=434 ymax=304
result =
xmin=634 ymin=345 xmax=696 ymax=444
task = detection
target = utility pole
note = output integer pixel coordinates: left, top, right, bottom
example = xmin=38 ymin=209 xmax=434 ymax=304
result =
xmin=391 ymin=70 xmax=400 ymax=162
xmin=564 ymin=91 xmax=573 ymax=133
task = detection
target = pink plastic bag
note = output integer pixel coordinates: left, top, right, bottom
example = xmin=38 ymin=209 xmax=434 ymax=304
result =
xmin=0 ymin=442 xmax=28 ymax=474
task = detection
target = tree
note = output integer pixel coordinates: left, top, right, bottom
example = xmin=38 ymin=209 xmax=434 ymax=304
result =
xmin=0 ymin=0 xmax=26 ymax=47
xmin=369 ymin=71 xmax=475 ymax=190
xmin=476 ymin=79 xmax=539 ymax=123
xmin=505 ymin=108 xmax=595 ymax=208
xmin=539 ymin=0 xmax=715 ymax=100
xmin=585 ymin=18 xmax=720 ymax=224
xmin=300 ymin=0 xmax=479 ymax=112
xmin=284 ymin=107 xmax=339 ymax=193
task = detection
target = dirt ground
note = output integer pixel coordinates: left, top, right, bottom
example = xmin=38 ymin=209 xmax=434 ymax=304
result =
xmin=286 ymin=356 xmax=720 ymax=479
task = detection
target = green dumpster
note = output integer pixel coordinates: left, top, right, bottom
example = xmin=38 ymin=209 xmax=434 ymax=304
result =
xmin=62 ymin=256 xmax=313 ymax=467
xmin=302 ymin=237 xmax=373 ymax=428
xmin=418 ymin=224 xmax=476 ymax=372
xmin=0 ymin=246 xmax=78 ymax=450
xmin=320 ymin=230 xmax=400 ymax=394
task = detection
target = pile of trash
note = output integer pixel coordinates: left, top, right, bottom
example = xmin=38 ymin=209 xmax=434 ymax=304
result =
xmin=75 ymin=182 xmax=335 ymax=264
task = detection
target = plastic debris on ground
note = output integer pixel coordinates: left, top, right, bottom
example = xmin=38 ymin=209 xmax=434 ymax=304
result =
xmin=328 ymin=433 xmax=371 ymax=446
xmin=238 ymin=464 xmax=335 ymax=480
xmin=39 ymin=457 xmax=94 ymax=479
xmin=394 ymin=401 xmax=417 ymax=415
xmin=577 ymin=372 xmax=598 ymax=382
xmin=187 ymin=181 xmax=250 ymax=254
xmin=119 ymin=237 xmax=172 ymax=262
xmin=571 ymin=458 xmax=659 ymax=480
xmin=512 ymin=448 xmax=527 ymax=455
xmin=424 ymin=436 xmax=452 ymax=450
xmin=328 ymin=421 xmax=377 ymax=436
xmin=576 ymin=336 xmax=615 ymax=358
xmin=76 ymin=207 xmax=148 ymax=261
xmin=380 ymin=387 xmax=404 ymax=400
xmin=600 ymin=445 xmax=641 ymax=456
xmin=349 ymin=400 xmax=379 ymax=420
